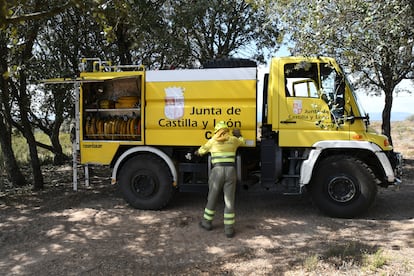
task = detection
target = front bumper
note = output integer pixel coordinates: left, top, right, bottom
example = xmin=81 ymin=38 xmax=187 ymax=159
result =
xmin=385 ymin=150 xmax=403 ymax=185
xmin=394 ymin=152 xmax=403 ymax=185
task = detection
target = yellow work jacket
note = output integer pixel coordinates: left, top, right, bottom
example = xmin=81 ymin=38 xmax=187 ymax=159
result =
xmin=198 ymin=135 xmax=245 ymax=164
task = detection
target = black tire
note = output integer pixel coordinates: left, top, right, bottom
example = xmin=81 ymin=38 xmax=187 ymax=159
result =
xmin=311 ymin=155 xmax=378 ymax=218
xmin=118 ymin=154 xmax=173 ymax=210
xmin=203 ymin=58 xmax=257 ymax=68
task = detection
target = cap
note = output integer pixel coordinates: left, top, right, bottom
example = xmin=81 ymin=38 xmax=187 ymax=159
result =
xmin=214 ymin=121 xmax=228 ymax=133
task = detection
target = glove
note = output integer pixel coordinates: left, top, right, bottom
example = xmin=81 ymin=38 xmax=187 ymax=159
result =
xmin=232 ymin=128 xmax=241 ymax=138
xmin=194 ymin=149 xmax=200 ymax=156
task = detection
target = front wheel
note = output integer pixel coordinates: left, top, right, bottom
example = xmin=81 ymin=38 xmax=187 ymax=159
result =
xmin=118 ymin=154 xmax=173 ymax=210
xmin=311 ymin=155 xmax=378 ymax=218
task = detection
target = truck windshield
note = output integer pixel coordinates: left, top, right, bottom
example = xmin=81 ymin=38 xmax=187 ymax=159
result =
xmin=343 ymin=70 xmax=369 ymax=119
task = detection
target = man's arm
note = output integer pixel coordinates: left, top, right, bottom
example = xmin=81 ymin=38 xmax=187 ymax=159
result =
xmin=232 ymin=129 xmax=245 ymax=146
xmin=196 ymin=139 xmax=213 ymax=156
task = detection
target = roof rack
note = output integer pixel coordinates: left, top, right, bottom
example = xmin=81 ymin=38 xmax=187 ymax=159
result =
xmin=79 ymin=58 xmax=144 ymax=72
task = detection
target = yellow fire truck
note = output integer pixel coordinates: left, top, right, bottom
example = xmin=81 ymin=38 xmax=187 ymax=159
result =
xmin=67 ymin=56 xmax=402 ymax=218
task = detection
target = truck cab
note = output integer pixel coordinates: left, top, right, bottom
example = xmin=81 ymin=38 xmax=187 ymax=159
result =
xmin=261 ymin=57 xmax=402 ymax=217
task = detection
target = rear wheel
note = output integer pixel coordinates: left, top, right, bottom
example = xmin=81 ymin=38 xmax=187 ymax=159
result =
xmin=311 ymin=155 xmax=377 ymax=218
xmin=118 ymin=154 xmax=173 ymax=210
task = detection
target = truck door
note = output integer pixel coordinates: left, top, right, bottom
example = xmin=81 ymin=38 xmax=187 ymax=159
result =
xmin=278 ymin=61 xmax=349 ymax=147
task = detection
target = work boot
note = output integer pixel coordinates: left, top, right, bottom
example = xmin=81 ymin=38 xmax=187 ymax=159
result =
xmin=224 ymin=226 xmax=235 ymax=238
xmin=199 ymin=219 xmax=212 ymax=231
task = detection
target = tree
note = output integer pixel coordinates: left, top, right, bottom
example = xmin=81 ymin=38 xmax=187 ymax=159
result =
xmin=273 ymin=0 xmax=414 ymax=145
xmin=0 ymin=21 xmax=45 ymax=189
xmin=9 ymin=19 xmax=45 ymax=190
xmin=0 ymin=0 xmax=82 ymax=189
xmin=170 ymin=0 xmax=281 ymax=65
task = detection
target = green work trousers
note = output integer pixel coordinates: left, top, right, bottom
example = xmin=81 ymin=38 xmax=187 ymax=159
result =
xmin=204 ymin=166 xmax=237 ymax=226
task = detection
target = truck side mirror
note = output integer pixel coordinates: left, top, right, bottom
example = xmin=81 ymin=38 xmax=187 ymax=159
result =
xmin=335 ymin=97 xmax=345 ymax=109
xmin=335 ymin=75 xmax=345 ymax=96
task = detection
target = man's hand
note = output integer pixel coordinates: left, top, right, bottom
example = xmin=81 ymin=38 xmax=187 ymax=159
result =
xmin=194 ymin=149 xmax=201 ymax=156
xmin=232 ymin=129 xmax=241 ymax=138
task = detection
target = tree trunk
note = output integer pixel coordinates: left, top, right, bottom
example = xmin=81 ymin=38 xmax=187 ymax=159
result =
xmin=0 ymin=114 xmax=27 ymax=187
xmin=381 ymin=88 xmax=394 ymax=146
xmin=51 ymin=131 xmax=69 ymax=165
xmin=51 ymin=94 xmax=70 ymax=165
xmin=18 ymin=70 xmax=44 ymax=190
xmin=0 ymin=31 xmax=27 ymax=187
xmin=380 ymin=56 xmax=397 ymax=147
xmin=13 ymin=120 xmax=69 ymax=165
xmin=15 ymin=22 xmax=44 ymax=190
xmin=115 ymin=23 xmax=132 ymax=65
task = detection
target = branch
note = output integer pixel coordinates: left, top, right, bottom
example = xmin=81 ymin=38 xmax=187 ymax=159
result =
xmin=370 ymin=58 xmax=385 ymax=90
xmin=4 ymin=1 xmax=74 ymax=25
xmin=12 ymin=120 xmax=55 ymax=152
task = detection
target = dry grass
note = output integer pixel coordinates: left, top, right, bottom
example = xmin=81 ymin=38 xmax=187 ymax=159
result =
xmin=370 ymin=120 xmax=414 ymax=159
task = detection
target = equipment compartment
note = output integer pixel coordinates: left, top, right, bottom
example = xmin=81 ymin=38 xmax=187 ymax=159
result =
xmin=82 ymin=76 xmax=142 ymax=141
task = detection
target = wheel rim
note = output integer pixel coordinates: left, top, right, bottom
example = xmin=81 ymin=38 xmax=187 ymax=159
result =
xmin=131 ymin=173 xmax=158 ymax=198
xmin=327 ymin=176 xmax=358 ymax=203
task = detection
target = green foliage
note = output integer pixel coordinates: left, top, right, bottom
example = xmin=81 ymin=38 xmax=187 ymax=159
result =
xmin=303 ymin=254 xmax=319 ymax=271
xmin=0 ymin=0 xmax=78 ymax=28
xmin=362 ymin=249 xmax=388 ymax=271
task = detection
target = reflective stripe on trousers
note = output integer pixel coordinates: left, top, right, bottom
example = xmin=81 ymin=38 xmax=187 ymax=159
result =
xmin=224 ymin=212 xmax=235 ymax=225
xmin=204 ymin=208 xmax=215 ymax=221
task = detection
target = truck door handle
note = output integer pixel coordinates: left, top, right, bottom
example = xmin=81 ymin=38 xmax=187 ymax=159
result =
xmin=280 ymin=121 xmax=296 ymax=124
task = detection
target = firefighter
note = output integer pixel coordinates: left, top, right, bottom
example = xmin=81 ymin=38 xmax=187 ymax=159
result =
xmin=195 ymin=121 xmax=245 ymax=238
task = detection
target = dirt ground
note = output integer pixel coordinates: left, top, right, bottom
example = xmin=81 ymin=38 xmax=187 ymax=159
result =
xmin=1 ymin=159 xmax=413 ymax=276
